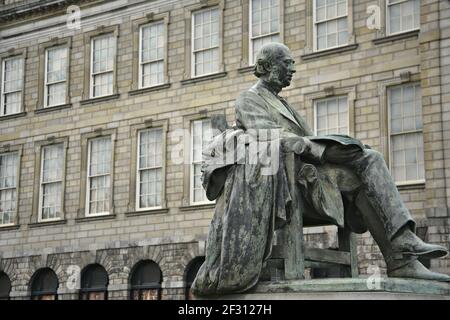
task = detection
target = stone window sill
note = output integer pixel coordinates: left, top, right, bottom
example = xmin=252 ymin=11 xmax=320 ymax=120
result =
xmin=179 ymin=203 xmax=215 ymax=211
xmin=397 ymin=182 xmax=425 ymax=191
xmin=80 ymin=94 xmax=120 ymax=105
xmin=34 ymin=104 xmax=72 ymax=114
xmin=125 ymin=208 xmax=169 ymax=217
xmin=301 ymin=44 xmax=359 ymax=61
xmin=29 ymin=219 xmax=67 ymax=228
xmin=129 ymin=83 xmax=171 ymax=96
xmin=75 ymin=214 xmax=116 ymax=223
xmin=0 ymin=112 xmax=27 ymax=121
xmin=238 ymin=65 xmax=254 ymax=74
xmin=0 ymin=224 xmax=20 ymax=231
xmin=181 ymin=72 xmax=227 ymax=85
xmin=372 ymin=30 xmax=420 ymax=45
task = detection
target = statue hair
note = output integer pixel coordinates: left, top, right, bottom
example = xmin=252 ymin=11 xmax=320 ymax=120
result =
xmin=253 ymin=43 xmax=290 ymax=78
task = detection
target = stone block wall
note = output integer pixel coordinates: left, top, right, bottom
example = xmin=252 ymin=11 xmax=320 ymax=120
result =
xmin=0 ymin=0 xmax=448 ymax=299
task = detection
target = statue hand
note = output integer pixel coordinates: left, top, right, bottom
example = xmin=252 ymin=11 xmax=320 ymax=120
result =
xmin=294 ymin=137 xmax=313 ymax=155
xmin=281 ymin=137 xmax=312 ymax=155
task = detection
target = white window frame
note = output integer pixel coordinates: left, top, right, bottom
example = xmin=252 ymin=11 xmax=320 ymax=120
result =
xmin=191 ymin=7 xmax=220 ymax=78
xmin=313 ymin=95 xmax=349 ymax=136
xmin=0 ymin=152 xmax=18 ymax=227
xmin=387 ymin=83 xmax=425 ymax=186
xmin=0 ymin=56 xmax=23 ymax=117
xmin=139 ymin=21 xmax=165 ymax=89
xmin=386 ymin=0 xmax=420 ymax=36
xmin=85 ymin=137 xmax=112 ymax=217
xmin=38 ymin=144 xmax=63 ymax=222
xmin=190 ymin=119 xmax=214 ymax=206
xmin=136 ymin=128 xmax=163 ymax=211
xmin=249 ymin=0 xmax=281 ymax=65
xmin=313 ymin=0 xmax=349 ymax=52
xmin=90 ymin=34 xmax=115 ymax=99
xmin=44 ymin=46 xmax=68 ymax=108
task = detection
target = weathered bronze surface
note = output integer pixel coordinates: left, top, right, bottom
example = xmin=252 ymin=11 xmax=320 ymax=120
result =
xmin=192 ymin=43 xmax=450 ymax=297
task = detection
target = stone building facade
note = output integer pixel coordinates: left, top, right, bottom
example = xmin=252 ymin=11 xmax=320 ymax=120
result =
xmin=0 ymin=0 xmax=449 ymax=299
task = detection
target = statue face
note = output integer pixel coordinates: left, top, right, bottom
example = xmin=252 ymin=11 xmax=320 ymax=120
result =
xmin=268 ymin=48 xmax=296 ymax=89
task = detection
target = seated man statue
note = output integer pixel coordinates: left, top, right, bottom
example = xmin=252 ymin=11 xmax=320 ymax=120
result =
xmin=192 ymin=43 xmax=450 ymax=297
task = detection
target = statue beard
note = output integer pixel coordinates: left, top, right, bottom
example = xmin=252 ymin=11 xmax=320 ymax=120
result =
xmin=267 ymin=67 xmax=289 ymax=90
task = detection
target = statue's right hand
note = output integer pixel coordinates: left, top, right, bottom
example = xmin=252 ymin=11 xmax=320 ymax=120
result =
xmin=281 ymin=137 xmax=312 ymax=155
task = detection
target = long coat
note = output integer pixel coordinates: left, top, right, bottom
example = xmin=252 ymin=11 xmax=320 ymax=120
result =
xmin=191 ymin=81 xmax=366 ymax=296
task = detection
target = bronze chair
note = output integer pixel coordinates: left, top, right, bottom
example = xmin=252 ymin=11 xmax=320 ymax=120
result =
xmin=265 ymin=152 xmax=359 ymax=281
xmin=209 ymin=114 xmax=359 ymax=282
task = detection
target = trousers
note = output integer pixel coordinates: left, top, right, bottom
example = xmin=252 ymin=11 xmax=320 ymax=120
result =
xmin=322 ymin=143 xmax=416 ymax=270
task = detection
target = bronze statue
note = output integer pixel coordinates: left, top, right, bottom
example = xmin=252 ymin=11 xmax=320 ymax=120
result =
xmin=192 ymin=43 xmax=450 ymax=297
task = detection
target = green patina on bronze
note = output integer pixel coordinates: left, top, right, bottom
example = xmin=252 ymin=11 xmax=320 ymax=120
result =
xmin=192 ymin=43 xmax=450 ymax=297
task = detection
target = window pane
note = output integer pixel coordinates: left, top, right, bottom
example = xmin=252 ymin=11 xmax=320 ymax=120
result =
xmin=315 ymin=0 xmax=348 ymax=50
xmin=194 ymin=48 xmax=219 ymax=76
xmin=251 ymin=0 xmax=279 ymax=37
xmin=139 ymin=168 xmax=162 ymax=208
xmin=0 ymin=152 xmax=17 ymax=224
xmin=193 ymin=7 xmax=220 ymax=51
xmin=191 ymin=119 xmax=212 ymax=203
xmin=2 ymin=57 xmax=23 ymax=116
xmin=3 ymin=57 xmax=23 ymax=93
xmin=45 ymin=47 xmax=68 ymax=107
xmin=2 ymin=92 xmax=21 ymax=116
xmin=89 ymin=175 xmax=110 ymax=214
xmin=41 ymin=182 xmax=62 ymax=220
xmin=138 ymin=128 xmax=163 ymax=209
xmin=46 ymin=47 xmax=68 ymax=83
xmin=40 ymin=145 xmax=63 ymax=221
xmin=88 ymin=138 xmax=111 ymax=214
xmin=389 ymin=83 xmax=422 ymax=134
xmin=47 ymin=82 xmax=66 ymax=107
xmin=0 ymin=153 xmax=18 ymax=189
xmin=389 ymin=83 xmax=424 ymax=183
xmin=93 ymin=72 xmax=113 ymax=97
xmin=139 ymin=129 xmax=163 ymax=169
xmin=193 ymin=7 xmax=220 ymax=76
xmin=91 ymin=35 xmax=115 ymax=97
xmin=326 ymin=0 xmax=337 ymax=20
xmin=390 ymin=132 xmax=424 ymax=182
xmin=142 ymin=61 xmax=164 ymax=88
xmin=315 ymin=96 xmax=348 ymax=135
xmin=141 ymin=23 xmax=164 ymax=62
xmin=388 ymin=0 xmax=420 ymax=34
xmin=250 ymin=0 xmax=280 ymax=64
xmin=140 ymin=22 xmax=165 ymax=87
xmin=0 ymin=189 xmax=16 ymax=225
xmin=89 ymin=138 xmax=111 ymax=176
xmin=92 ymin=35 xmax=115 ymax=73
xmin=337 ymin=0 xmax=347 ymax=16
xmin=42 ymin=144 xmax=64 ymax=183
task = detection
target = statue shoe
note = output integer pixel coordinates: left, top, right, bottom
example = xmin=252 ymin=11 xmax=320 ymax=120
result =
xmin=391 ymin=229 xmax=448 ymax=259
xmin=388 ymin=260 xmax=450 ymax=282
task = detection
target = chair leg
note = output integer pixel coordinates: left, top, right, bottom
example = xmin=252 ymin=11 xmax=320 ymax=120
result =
xmin=283 ymin=153 xmax=305 ymax=280
xmin=338 ymin=228 xmax=359 ymax=278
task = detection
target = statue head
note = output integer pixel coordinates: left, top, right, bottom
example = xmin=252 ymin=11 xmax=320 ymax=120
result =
xmin=254 ymin=43 xmax=296 ymax=90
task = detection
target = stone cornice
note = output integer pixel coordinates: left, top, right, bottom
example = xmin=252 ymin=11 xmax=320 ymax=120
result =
xmin=0 ymin=0 xmax=92 ymax=22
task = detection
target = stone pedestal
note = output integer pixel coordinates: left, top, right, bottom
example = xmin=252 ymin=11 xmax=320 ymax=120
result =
xmin=198 ymin=278 xmax=450 ymax=300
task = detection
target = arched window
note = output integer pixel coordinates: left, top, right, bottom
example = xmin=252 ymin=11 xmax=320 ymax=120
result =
xmin=0 ymin=272 xmax=11 ymax=300
xmin=130 ymin=260 xmax=162 ymax=300
xmin=184 ymin=257 xmax=205 ymax=300
xmin=80 ymin=264 xmax=108 ymax=300
xmin=30 ymin=268 xmax=58 ymax=300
